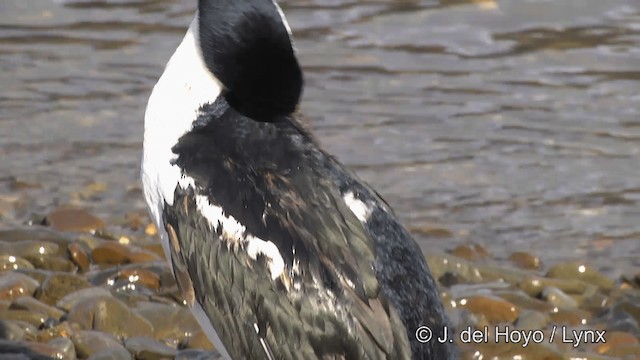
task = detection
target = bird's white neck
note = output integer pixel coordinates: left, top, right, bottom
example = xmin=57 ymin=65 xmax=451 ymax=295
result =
xmin=142 ymin=13 xmax=222 ymax=228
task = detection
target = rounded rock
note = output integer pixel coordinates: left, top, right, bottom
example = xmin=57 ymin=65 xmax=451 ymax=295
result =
xmin=461 ymin=295 xmax=520 ymax=323
xmin=48 ymin=337 xmax=77 ymax=360
xmin=45 ymin=206 xmax=105 ymax=232
xmin=124 ymin=336 xmax=178 ymax=360
xmin=36 ymin=273 xmax=91 ymax=306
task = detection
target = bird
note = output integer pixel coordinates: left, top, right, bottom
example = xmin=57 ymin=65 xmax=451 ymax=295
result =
xmin=141 ymin=0 xmax=455 ymax=359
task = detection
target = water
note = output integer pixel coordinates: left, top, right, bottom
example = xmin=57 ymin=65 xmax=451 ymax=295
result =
xmin=1 ymin=0 xmax=638 ymax=274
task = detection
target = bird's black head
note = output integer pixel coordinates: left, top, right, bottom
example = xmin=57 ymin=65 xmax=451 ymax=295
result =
xmin=198 ymin=0 xmax=303 ymax=121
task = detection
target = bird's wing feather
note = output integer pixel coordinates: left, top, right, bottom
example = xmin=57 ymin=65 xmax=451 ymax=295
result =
xmin=160 ymin=100 xmax=411 ymax=359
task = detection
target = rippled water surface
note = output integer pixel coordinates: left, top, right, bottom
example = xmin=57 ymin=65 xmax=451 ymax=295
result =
xmin=1 ymin=0 xmax=639 ymax=274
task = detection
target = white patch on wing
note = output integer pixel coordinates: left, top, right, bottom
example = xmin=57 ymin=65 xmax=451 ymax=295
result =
xmin=343 ymin=192 xmax=372 ymax=223
xmin=194 ymin=190 xmax=286 ymax=280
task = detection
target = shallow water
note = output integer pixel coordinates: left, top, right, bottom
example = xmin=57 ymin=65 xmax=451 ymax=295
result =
xmin=1 ymin=0 xmax=639 ymax=275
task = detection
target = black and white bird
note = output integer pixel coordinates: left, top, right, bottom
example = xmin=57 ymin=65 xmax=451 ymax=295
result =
xmin=142 ymin=1 xmax=455 ymax=359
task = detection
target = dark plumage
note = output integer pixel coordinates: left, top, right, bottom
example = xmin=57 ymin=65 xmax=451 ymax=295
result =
xmin=147 ymin=0 xmax=456 ymax=359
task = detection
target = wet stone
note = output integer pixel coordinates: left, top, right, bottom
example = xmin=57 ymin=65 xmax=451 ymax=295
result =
xmin=15 ymin=269 xmax=50 ymax=284
xmin=508 ymin=251 xmax=541 ymax=270
xmin=37 ymin=321 xmax=75 ymax=343
xmin=124 ymin=336 xmax=178 ymax=360
xmin=0 ymin=320 xmax=28 ymax=341
xmin=518 ymin=275 xmax=595 ymax=297
xmin=541 ymin=286 xmax=578 ymax=310
xmin=67 ymin=296 xmax=154 ymax=338
xmin=92 ymin=242 xmax=130 ymax=265
xmin=0 ymin=227 xmax=71 ymax=246
xmin=45 ymin=206 xmax=105 ymax=232
xmin=496 ymin=290 xmax=554 ymax=312
xmin=426 ymin=253 xmax=483 ymax=283
xmin=72 ymin=330 xmax=131 ymax=359
xmin=67 ymin=242 xmax=91 ymax=272
xmin=10 ymin=296 xmax=65 ymax=320
xmin=48 ymin=337 xmax=76 ymax=360
xmin=0 ymin=272 xmax=39 ymax=301
xmin=461 ymin=295 xmax=520 ymax=323
xmin=595 ymin=331 xmax=638 ymax=355
xmin=449 ymin=244 xmax=490 ymax=261
xmin=185 ymin=330 xmax=214 ymax=351
xmin=36 ymin=273 xmax=91 ymax=306
xmin=23 ymin=341 xmax=64 ymax=359
xmin=549 ymin=308 xmax=592 ymax=326
xmin=0 ymin=255 xmax=34 ymax=271
xmin=0 ymin=310 xmax=46 ymax=328
xmin=515 ymin=310 xmax=549 ymax=331
xmin=56 ymin=287 xmax=112 ymax=312
xmin=117 ymin=268 xmax=161 ymax=291
xmin=135 ymin=302 xmax=202 ymax=347
xmin=458 ymin=341 xmax=563 ymax=360
xmin=547 ymin=262 xmax=615 ymax=292
xmin=175 ymin=349 xmax=223 ymax=360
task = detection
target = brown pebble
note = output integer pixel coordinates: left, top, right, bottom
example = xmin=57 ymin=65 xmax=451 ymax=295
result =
xmin=458 ymin=341 xmax=563 ymax=360
xmin=450 ymin=245 xmax=478 ymax=261
xmin=67 ymin=296 xmax=154 ymax=339
xmin=22 ymin=341 xmax=65 ymax=359
xmin=56 ymin=287 xmax=113 ymax=312
xmin=72 ymin=330 xmax=131 ymax=359
xmin=142 ymin=243 xmax=165 ymax=259
xmin=185 ymin=330 xmax=214 ymax=351
xmin=547 ymin=262 xmax=615 ymax=292
xmin=128 ymin=249 xmax=160 ymax=263
xmin=92 ymin=242 xmax=130 ymax=265
xmin=135 ymin=302 xmax=201 ymax=346
xmin=508 ymin=251 xmax=540 ymax=269
xmin=10 ymin=296 xmax=65 ymax=320
xmin=461 ymin=295 xmax=520 ymax=323
xmin=45 ymin=206 xmax=105 ymax=232
xmin=37 ymin=321 xmax=76 ymax=343
xmin=0 ymin=309 xmax=46 ymax=327
xmin=596 ymin=331 xmax=638 ymax=354
xmin=0 ymin=254 xmax=34 ymax=271
xmin=549 ymin=308 xmax=592 ymax=326
xmin=68 ymin=242 xmax=91 ymax=271
xmin=0 ymin=273 xmax=40 ymax=301
xmin=36 ymin=273 xmax=91 ymax=306
xmin=118 ymin=268 xmax=160 ymax=290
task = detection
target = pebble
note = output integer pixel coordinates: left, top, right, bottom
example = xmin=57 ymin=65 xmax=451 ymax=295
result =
xmin=0 ymin=255 xmax=34 ymax=271
xmin=460 ymin=295 xmax=520 ymax=323
xmin=547 ymin=262 xmax=615 ymax=292
xmin=541 ymin=286 xmax=578 ymax=310
xmin=48 ymin=337 xmax=77 ymax=360
xmin=45 ymin=206 xmax=105 ymax=232
xmin=67 ymin=296 xmax=154 ymax=338
xmin=124 ymin=336 xmax=178 ymax=359
xmin=56 ymin=287 xmax=112 ymax=312
xmin=508 ymin=251 xmax=541 ymax=269
xmin=72 ymin=330 xmax=132 ymax=359
xmin=10 ymin=296 xmax=65 ymax=320
xmin=92 ymin=242 xmax=160 ymax=265
xmin=36 ymin=273 xmax=90 ymax=306
xmin=0 ymin=216 xmax=636 ymax=360
xmin=0 ymin=310 xmax=46 ymax=328
xmin=134 ymin=302 xmax=201 ymax=347
xmin=0 ymin=273 xmax=40 ymax=301
xmin=514 ymin=310 xmax=549 ymax=331
xmin=67 ymin=242 xmax=91 ymax=272
xmin=595 ymin=331 xmax=638 ymax=354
